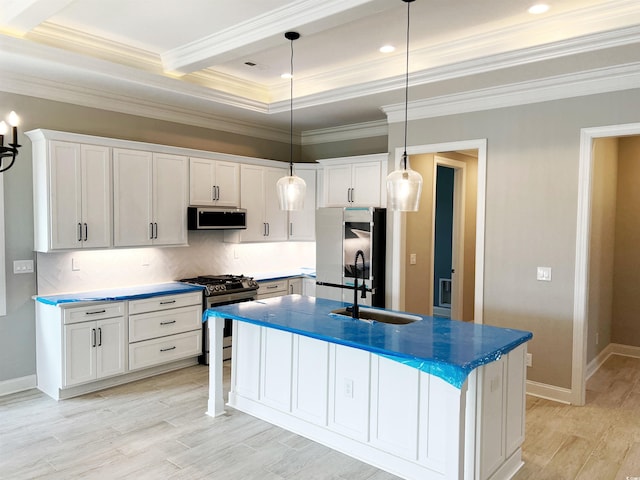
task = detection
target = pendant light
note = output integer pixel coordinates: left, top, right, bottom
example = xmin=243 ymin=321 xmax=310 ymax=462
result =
xmin=386 ymin=0 xmax=423 ymax=212
xmin=276 ymin=31 xmax=306 ymax=211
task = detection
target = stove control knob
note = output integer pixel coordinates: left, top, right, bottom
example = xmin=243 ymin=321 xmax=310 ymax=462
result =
xmin=220 ymin=285 xmax=226 ymax=291
xmin=211 ymin=285 xmax=219 ymax=292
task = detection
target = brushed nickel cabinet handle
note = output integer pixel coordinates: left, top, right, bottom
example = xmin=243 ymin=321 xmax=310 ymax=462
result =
xmin=160 ymin=346 xmax=176 ymax=352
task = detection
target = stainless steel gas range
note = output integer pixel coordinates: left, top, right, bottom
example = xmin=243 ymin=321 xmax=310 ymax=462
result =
xmin=179 ymin=274 xmax=259 ymax=364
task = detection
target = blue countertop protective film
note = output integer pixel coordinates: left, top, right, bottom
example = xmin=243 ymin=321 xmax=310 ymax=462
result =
xmin=35 ymin=282 xmax=204 ymax=306
xmin=204 ymin=295 xmax=533 ymax=389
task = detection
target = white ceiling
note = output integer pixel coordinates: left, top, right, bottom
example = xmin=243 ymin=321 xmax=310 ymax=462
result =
xmin=1 ymin=0 xmax=639 ymax=141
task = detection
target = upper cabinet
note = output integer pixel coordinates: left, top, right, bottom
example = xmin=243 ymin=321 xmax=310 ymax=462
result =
xmin=113 ymin=149 xmax=188 ymax=247
xmin=189 ymin=157 xmax=240 ymax=207
xmin=29 ymin=133 xmax=112 ymax=252
xmin=318 ymin=153 xmax=388 ymax=208
xmin=225 ymin=164 xmax=288 ymax=243
xmin=288 ymin=167 xmax=316 ymax=241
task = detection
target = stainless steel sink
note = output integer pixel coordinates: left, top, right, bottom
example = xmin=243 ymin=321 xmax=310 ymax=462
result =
xmin=330 ymin=307 xmax=421 ymax=325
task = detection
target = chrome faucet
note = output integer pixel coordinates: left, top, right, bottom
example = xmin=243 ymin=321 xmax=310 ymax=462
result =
xmin=352 ymin=249 xmax=367 ymax=319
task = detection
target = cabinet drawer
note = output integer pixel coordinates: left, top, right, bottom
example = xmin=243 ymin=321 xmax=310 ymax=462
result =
xmin=128 ymin=292 xmax=202 ymax=315
xmin=257 ymin=280 xmax=288 ymax=298
xmin=129 ymin=305 xmax=201 ymax=342
xmin=129 ymin=330 xmax=202 ymax=371
xmin=63 ymin=302 xmax=125 ymax=324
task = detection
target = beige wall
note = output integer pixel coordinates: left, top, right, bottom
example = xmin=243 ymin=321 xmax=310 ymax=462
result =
xmin=389 ymin=88 xmax=640 ymax=389
xmin=301 ymin=136 xmax=388 ymax=162
xmin=587 ymin=138 xmax=618 ymax=362
xmin=612 ymin=136 xmax=640 ymax=346
xmin=404 ymin=152 xmax=477 ymax=322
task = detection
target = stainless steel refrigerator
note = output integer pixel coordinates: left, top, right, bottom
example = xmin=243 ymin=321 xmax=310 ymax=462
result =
xmin=315 ymin=207 xmax=386 ymax=307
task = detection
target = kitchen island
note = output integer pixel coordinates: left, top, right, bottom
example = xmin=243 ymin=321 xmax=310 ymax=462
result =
xmin=205 ymin=295 xmax=532 ymax=480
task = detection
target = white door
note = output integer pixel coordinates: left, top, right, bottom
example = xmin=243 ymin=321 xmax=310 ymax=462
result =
xmin=49 ymin=141 xmax=82 ymax=249
xmin=64 ymin=321 xmax=96 ymax=386
xmin=324 ymin=164 xmax=352 ymax=206
xmin=351 ymin=162 xmax=381 ymax=207
xmin=240 ymin=164 xmax=266 ymax=241
xmin=289 ymin=168 xmax=316 ymax=241
xmin=152 ymin=153 xmax=188 ymax=245
xmin=96 ymin=317 xmax=125 ymax=379
xmin=214 ymin=160 xmax=240 ymax=207
xmin=264 ymin=167 xmax=288 ymax=241
xmin=113 ymin=148 xmax=153 ymax=246
xmin=81 ymin=144 xmax=111 ymax=248
xmin=189 ymin=157 xmax=216 ymax=205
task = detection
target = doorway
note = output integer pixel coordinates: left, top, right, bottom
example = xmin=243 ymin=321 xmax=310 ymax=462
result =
xmin=389 ymin=139 xmax=486 ymax=324
xmin=574 ymin=122 xmax=640 ymax=406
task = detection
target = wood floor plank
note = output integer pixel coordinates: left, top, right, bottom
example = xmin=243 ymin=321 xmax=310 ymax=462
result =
xmin=3 ymin=355 xmax=640 ymax=479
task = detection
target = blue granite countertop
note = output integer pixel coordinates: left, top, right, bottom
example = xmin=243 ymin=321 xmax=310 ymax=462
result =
xmin=35 ymin=282 xmax=204 ymax=306
xmin=204 ymin=295 xmax=532 ymax=389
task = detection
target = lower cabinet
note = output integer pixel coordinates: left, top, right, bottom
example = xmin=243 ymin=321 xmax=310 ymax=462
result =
xmin=35 ymin=291 xmax=202 ymax=400
xmin=229 ymin=322 xmax=527 ymax=480
xmin=64 ymin=315 xmax=126 ymax=387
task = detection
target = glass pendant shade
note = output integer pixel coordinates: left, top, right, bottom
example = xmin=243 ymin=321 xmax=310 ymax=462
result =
xmin=386 ymin=155 xmax=422 ymax=211
xmin=277 ymin=173 xmax=306 ymax=211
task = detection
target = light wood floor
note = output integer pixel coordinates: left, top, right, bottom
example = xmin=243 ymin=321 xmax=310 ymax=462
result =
xmin=1 ymin=355 xmax=639 ymax=480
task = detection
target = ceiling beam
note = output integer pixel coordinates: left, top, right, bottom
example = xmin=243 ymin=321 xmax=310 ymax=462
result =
xmin=0 ymin=0 xmax=75 ymax=34
xmin=160 ymin=0 xmax=390 ymax=75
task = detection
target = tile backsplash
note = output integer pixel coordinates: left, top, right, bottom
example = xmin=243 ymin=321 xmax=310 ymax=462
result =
xmin=36 ymin=230 xmax=315 ymax=295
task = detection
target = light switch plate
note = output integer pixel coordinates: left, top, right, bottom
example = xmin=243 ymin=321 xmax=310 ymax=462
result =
xmin=13 ymin=260 xmax=34 ymax=274
xmin=536 ymin=266 xmax=552 ymax=282
xmin=409 ymin=253 xmax=417 ymax=265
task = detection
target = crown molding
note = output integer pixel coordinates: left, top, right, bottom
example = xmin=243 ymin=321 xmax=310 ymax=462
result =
xmin=301 ymin=120 xmax=387 ymax=145
xmin=160 ymin=0 xmax=379 ymax=73
xmin=0 ymin=70 xmax=295 ymax=144
xmin=381 ymin=62 xmax=640 ymax=123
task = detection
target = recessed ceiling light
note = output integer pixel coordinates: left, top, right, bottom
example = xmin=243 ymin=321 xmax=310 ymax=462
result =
xmin=528 ymin=3 xmax=550 ymax=14
xmin=281 ymin=73 xmax=293 ymax=79
xmin=379 ymin=45 xmax=395 ymax=53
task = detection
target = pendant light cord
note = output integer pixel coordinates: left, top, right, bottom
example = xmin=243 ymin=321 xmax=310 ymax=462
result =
xmin=289 ymin=37 xmax=294 ymax=177
xmin=402 ymin=0 xmax=411 ymax=170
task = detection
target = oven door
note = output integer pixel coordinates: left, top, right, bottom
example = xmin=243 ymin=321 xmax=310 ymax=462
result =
xmin=202 ymin=292 xmax=257 ymax=364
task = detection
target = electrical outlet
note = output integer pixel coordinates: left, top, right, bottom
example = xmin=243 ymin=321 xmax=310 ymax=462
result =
xmin=344 ymin=378 xmax=354 ymax=398
xmin=526 ymin=353 xmax=532 ymax=367
xmin=71 ymin=257 xmax=80 ymax=271
xmin=536 ymin=267 xmax=552 ymax=282
xmin=410 ymin=253 xmax=417 ymax=265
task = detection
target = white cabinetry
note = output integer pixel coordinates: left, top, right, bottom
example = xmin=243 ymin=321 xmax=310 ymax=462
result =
xmin=319 ymin=154 xmax=387 ymax=207
xmin=113 ymin=149 xmax=188 ymax=247
xmin=288 ymin=167 xmax=316 ymax=241
xmin=128 ymin=292 xmax=202 ymax=371
xmin=29 ymin=134 xmax=112 ymax=252
xmin=225 ymin=164 xmax=287 ymax=242
xmin=64 ymin=308 xmax=126 ymax=387
xmin=257 ymin=279 xmax=289 ymax=299
xmin=189 ymin=157 xmax=240 ymax=207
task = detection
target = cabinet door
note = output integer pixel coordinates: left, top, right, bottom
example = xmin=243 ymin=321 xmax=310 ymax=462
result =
xmin=239 ymin=164 xmax=266 ymax=242
xmin=64 ymin=321 xmax=96 ymax=386
xmin=351 ymin=162 xmax=381 ymax=207
xmin=152 ymin=153 xmax=188 ymax=246
xmin=189 ymin=157 xmax=216 ymax=205
xmin=81 ymin=144 xmax=111 ymax=248
xmin=263 ymin=167 xmax=288 ymax=241
xmin=96 ymin=317 xmax=126 ymax=379
xmin=288 ymin=169 xmax=316 ymax=241
xmin=214 ymin=160 xmax=240 ymax=207
xmin=324 ymin=164 xmax=352 ymax=207
xmin=113 ymin=148 xmax=153 ymax=246
xmin=49 ymin=141 xmax=82 ymax=249
xmin=288 ymin=278 xmax=303 ymax=295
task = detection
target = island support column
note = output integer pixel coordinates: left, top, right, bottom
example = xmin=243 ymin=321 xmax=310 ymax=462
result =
xmin=206 ymin=316 xmax=225 ymax=417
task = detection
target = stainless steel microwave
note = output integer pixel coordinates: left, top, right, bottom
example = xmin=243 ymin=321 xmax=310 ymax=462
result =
xmin=187 ymin=207 xmax=247 ymax=230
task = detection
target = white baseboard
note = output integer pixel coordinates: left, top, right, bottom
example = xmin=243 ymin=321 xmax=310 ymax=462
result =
xmin=526 ymin=380 xmax=573 ymax=404
xmin=587 ymin=343 xmax=640 ymax=379
xmin=0 ymin=374 xmax=36 ymax=397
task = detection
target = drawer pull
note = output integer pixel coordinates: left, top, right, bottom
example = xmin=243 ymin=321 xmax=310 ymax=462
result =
xmin=86 ymin=309 xmax=106 ymax=315
xmin=160 ymin=346 xmax=176 ymax=352
xmin=266 ymin=285 xmax=279 ymax=289
xmin=160 ymin=320 xmax=177 ymax=326
xmin=160 ymin=300 xmax=176 ymax=305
